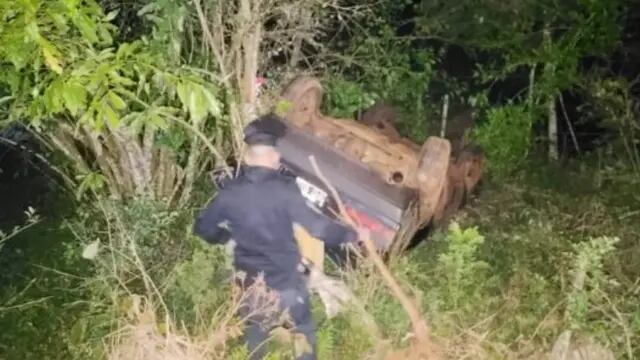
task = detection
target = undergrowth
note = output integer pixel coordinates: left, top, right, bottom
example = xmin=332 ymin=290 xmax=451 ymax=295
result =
xmin=0 ymin=159 xmax=638 ymax=359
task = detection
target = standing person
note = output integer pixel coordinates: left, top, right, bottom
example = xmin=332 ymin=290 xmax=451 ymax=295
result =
xmin=193 ymin=113 xmax=363 ymax=360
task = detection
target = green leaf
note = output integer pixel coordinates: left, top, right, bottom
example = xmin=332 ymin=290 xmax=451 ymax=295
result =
xmin=107 ymin=91 xmax=126 ymax=111
xmin=113 ymin=88 xmax=138 ymax=103
xmin=63 ymin=82 xmax=88 ymax=116
xmin=69 ymin=318 xmax=87 ymax=344
xmin=75 ymin=172 xmax=106 ymax=200
xmin=73 ymin=14 xmax=99 ymax=44
xmin=25 ymin=21 xmax=40 ymax=41
xmin=116 ymin=43 xmax=131 ymax=60
xmin=105 ymin=10 xmax=119 ymax=22
xmin=5 ymin=42 xmax=31 ymax=70
xmin=176 ymin=81 xmax=209 ymax=122
xmin=42 ymin=46 xmax=63 ymax=74
xmin=0 ymin=97 xmax=12 ymax=106
xmin=202 ymin=87 xmax=221 ymax=117
xmin=110 ymin=72 xmax=136 ymax=86
xmin=99 ymin=25 xmax=114 ymax=45
xmin=79 ymin=107 xmax=95 ymax=126
xmin=149 ymin=113 xmax=168 ymax=130
xmin=120 ymin=112 xmax=140 ymax=124
xmin=93 ymin=109 xmax=104 ymax=131
xmin=103 ymin=103 xmax=120 ymax=128
xmin=48 ymin=10 xmax=70 ymax=32
xmin=176 ymin=81 xmax=190 ymax=112
xmin=44 ymin=79 xmax=65 ymax=113
xmin=137 ymin=3 xmax=157 ymax=16
xmin=188 ymin=85 xmax=208 ymax=123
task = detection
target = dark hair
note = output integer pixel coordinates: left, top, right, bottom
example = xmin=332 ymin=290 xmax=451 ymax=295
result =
xmin=243 ymin=113 xmax=287 ymax=146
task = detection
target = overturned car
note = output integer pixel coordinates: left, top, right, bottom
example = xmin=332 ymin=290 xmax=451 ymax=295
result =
xmin=273 ymin=76 xmax=485 ymax=254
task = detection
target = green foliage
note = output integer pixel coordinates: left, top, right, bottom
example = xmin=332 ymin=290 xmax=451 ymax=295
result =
xmin=323 ymin=313 xmax=376 ymax=359
xmin=1 ymin=0 xmax=227 ymax=202
xmin=473 ymin=104 xmax=533 ymax=177
xmin=0 ymin=207 xmax=40 ymax=253
xmin=2 ymin=160 xmax=639 ymax=359
xmin=433 ymin=223 xmax=489 ymax=310
xmin=227 ymin=345 xmax=250 ymax=360
xmin=57 ymin=198 xmax=232 ymax=357
xmin=322 ymin=77 xmax=376 ymax=118
xmin=417 ymin=0 xmax=622 ymax=84
xmin=315 ymin=318 xmax=337 ymax=359
xmin=168 ymin=242 xmax=232 ymax=324
xmin=325 ymin=6 xmax=437 ymax=141
xmin=463 ymin=162 xmax=640 ymax=357
xmin=0 ymin=0 xmax=114 ymax=75
xmin=1 ymin=1 xmax=639 ymax=359
xmin=75 ymin=172 xmax=106 ymax=200
xmin=566 ymin=236 xmax=620 ymax=330
xmin=582 ymin=77 xmax=640 ymax=173
xmin=0 ymin=216 xmax=89 ymax=359
xmin=8 ymin=37 xmax=222 ymax=133
xmin=136 ymin=0 xmax=188 ymax=63
xmin=366 ymin=281 xmax=412 ymax=341
xmin=414 ymin=0 xmax=624 ymax=166
xmin=66 ymin=197 xmax=189 ymax=298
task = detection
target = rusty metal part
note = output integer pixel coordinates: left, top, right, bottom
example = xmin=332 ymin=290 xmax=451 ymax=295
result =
xmin=359 ymin=101 xmax=402 ymax=139
xmin=279 ymin=75 xmax=484 ymax=244
xmin=416 ymin=137 xmax=450 ymax=225
xmin=281 ymin=77 xmax=421 ymax=187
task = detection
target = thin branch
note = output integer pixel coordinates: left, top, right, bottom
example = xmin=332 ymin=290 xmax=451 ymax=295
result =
xmin=0 ymin=297 xmax=52 ymax=312
xmin=309 ymin=155 xmax=439 ymax=357
xmin=193 ymin=0 xmax=229 ymax=85
xmin=559 ymin=93 xmax=580 ymax=154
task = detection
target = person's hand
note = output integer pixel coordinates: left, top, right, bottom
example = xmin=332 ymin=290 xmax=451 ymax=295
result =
xmin=211 ymin=166 xmax=233 ymax=189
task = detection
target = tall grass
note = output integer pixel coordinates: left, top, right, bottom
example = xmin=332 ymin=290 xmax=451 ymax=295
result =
xmin=10 ymin=159 xmax=637 ymax=359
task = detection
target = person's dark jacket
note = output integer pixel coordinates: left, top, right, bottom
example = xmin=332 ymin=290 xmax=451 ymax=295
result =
xmin=193 ymin=165 xmax=357 ymax=290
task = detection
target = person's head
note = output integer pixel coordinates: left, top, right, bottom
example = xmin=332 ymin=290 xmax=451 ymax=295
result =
xmin=243 ymin=144 xmax=281 ymax=169
xmin=242 ymin=113 xmax=287 ymax=169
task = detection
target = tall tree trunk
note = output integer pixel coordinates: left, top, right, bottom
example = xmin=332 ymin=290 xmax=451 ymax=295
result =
xmin=544 ymin=26 xmax=559 ymax=161
xmin=528 ymin=65 xmax=536 ymax=107
xmin=238 ymin=0 xmax=261 ymax=125
xmin=548 ymin=96 xmax=559 ymax=161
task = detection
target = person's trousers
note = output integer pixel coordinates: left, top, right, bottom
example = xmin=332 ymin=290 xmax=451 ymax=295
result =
xmin=237 ymin=283 xmax=317 ymax=360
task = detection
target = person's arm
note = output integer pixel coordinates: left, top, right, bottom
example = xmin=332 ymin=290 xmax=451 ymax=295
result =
xmin=284 ymin=183 xmax=357 ymax=247
xmin=193 ymin=194 xmax=232 ymax=245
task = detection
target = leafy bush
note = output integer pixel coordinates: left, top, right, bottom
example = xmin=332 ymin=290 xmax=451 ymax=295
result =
xmin=473 ymin=104 xmax=533 ymax=178
xmin=167 ymin=242 xmax=232 ymax=326
xmin=0 ymin=1 xmax=227 ymax=204
xmin=322 ymin=77 xmax=377 ymax=119
xmin=68 ymin=198 xmax=189 ymax=285
xmin=432 ymin=223 xmax=490 ymax=311
xmin=324 ymin=13 xmax=437 ymax=142
xmin=56 ymin=198 xmax=187 ymax=358
xmin=582 ymin=77 xmax=640 ymax=173
xmin=457 ymin=163 xmax=640 ymax=358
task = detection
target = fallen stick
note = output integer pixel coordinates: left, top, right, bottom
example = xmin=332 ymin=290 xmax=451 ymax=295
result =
xmin=309 ymin=156 xmax=439 ymax=359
